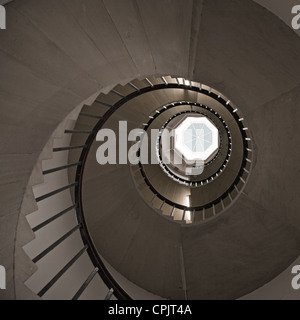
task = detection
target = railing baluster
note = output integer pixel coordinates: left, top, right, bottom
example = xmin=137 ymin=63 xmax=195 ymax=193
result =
xmin=37 ymin=246 xmax=88 ymax=297
xmin=220 ymin=199 xmax=225 ymax=210
xmin=170 ymin=206 xmax=175 ymax=217
xmin=35 ymin=183 xmax=78 ymax=202
xmin=65 ymin=130 xmax=93 ymax=134
xmin=145 ymin=78 xmax=154 ymax=87
xmin=72 ymin=267 xmax=99 ymax=300
xmin=105 ymin=288 xmax=114 ymax=301
xmin=43 ymin=162 xmax=81 ymax=175
xmin=94 ymin=100 xmax=113 ymax=108
xmin=111 ymin=89 xmax=125 ymax=98
xmin=129 ymin=82 xmax=139 ymax=91
xmin=213 ymin=204 xmax=216 ymax=216
xmin=32 ymin=225 xmax=81 ymax=263
xmin=32 ymin=205 xmax=77 ymax=233
xmin=53 ymin=145 xmax=87 ymax=152
xmin=161 ymin=76 xmax=168 ymax=85
xmin=192 ymin=210 xmax=195 ymax=223
xmin=80 ymin=113 xmax=103 ymax=120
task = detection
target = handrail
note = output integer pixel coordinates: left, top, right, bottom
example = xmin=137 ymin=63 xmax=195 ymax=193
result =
xmin=140 ymin=101 xmax=231 ymax=187
xmin=73 ymin=78 xmax=253 ymax=299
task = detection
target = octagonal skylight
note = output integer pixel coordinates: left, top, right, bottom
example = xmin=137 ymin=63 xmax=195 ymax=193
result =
xmin=174 ymin=116 xmax=219 ymax=162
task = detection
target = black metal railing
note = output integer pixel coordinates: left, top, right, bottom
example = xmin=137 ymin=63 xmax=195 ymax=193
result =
xmin=31 ymin=76 xmax=252 ymax=300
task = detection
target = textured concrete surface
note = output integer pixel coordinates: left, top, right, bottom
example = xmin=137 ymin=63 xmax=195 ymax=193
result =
xmin=81 ymin=1 xmax=300 ymax=299
xmin=81 ymin=82 xmax=300 ymax=299
xmin=0 ymin=0 xmax=299 ymax=299
xmin=254 ymin=0 xmax=300 ymax=37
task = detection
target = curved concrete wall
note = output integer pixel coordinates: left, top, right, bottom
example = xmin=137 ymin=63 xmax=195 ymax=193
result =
xmin=254 ymin=0 xmax=300 ymax=37
xmin=0 ymin=0 xmax=300 ymax=299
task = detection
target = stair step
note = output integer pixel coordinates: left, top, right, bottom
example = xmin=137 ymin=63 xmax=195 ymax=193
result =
xmin=112 ymin=84 xmax=136 ymax=97
xmin=145 ymin=76 xmax=164 ymax=86
xmin=95 ymin=92 xmax=123 ymax=108
xmin=130 ymin=78 xmax=151 ymax=91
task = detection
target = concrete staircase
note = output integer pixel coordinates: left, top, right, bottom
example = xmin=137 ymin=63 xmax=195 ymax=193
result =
xmin=1 ymin=0 xmax=300 ymax=300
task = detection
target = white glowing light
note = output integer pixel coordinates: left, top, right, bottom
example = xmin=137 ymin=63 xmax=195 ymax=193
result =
xmin=174 ymin=117 xmax=219 ymax=161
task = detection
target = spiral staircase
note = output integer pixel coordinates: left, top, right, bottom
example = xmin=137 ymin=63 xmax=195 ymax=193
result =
xmin=1 ymin=0 xmax=300 ymax=300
